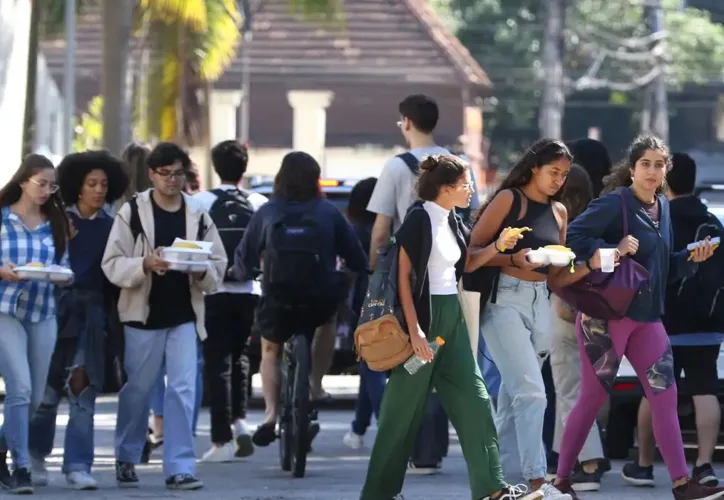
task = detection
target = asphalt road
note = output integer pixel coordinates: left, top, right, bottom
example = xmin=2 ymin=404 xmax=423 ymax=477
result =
xmin=0 ymin=393 xmax=709 ymax=499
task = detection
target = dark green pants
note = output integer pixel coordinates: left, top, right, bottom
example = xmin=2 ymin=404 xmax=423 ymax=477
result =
xmin=360 ymin=294 xmax=506 ymax=500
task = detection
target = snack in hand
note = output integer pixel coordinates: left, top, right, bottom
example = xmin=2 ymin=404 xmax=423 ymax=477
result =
xmin=498 ymin=226 xmax=531 ymax=251
xmin=171 ymin=241 xmax=202 ymax=250
xmin=507 ymin=227 xmax=532 ymax=238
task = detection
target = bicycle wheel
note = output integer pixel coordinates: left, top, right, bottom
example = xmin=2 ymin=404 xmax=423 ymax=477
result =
xmin=291 ymin=335 xmax=310 ymax=478
xmin=278 ymin=343 xmax=293 ymax=472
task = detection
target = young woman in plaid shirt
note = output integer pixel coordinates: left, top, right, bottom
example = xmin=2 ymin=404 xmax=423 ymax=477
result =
xmin=0 ymin=154 xmax=71 ymax=494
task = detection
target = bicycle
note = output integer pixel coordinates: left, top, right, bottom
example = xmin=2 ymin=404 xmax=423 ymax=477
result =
xmin=278 ymin=333 xmax=316 ymax=478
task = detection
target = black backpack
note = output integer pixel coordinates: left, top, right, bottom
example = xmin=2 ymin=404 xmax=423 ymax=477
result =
xmin=127 ymin=194 xmax=206 ymax=246
xmin=397 ymin=152 xmax=472 ymax=226
xmin=665 ymin=213 xmax=724 ymax=333
xmin=208 ymin=188 xmax=254 ymax=281
xmin=261 ymin=206 xmax=344 ymax=330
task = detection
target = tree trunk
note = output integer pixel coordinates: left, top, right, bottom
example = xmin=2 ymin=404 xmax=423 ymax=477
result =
xmin=102 ymin=0 xmax=134 ymax=155
xmin=21 ymin=0 xmax=41 ymax=157
xmin=538 ymin=0 xmax=565 ymax=139
xmin=650 ymin=0 xmax=668 ymax=142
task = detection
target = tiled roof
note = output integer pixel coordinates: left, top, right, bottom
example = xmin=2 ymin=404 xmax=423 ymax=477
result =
xmin=40 ymin=0 xmax=491 ymax=106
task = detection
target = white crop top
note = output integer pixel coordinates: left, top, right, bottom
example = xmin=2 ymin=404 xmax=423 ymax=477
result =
xmin=423 ymin=201 xmax=461 ymax=295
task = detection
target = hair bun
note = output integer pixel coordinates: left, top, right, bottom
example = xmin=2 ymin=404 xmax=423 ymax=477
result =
xmin=419 ymin=155 xmax=441 ymax=172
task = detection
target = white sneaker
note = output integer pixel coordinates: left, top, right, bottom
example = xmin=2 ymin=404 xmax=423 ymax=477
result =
xmin=484 ymin=484 xmax=542 ymax=500
xmin=343 ymin=430 xmax=363 ymax=450
xmin=406 ymin=461 xmax=441 ymax=475
xmin=30 ymin=456 xmax=48 ymax=487
xmin=232 ymin=419 xmax=254 ymax=457
xmin=66 ymin=471 xmax=98 ymax=490
xmin=537 ymin=483 xmax=572 ymax=500
xmin=200 ymin=443 xmax=237 ymax=463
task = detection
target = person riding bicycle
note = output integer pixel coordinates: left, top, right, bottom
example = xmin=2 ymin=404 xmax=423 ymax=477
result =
xmin=232 ymin=151 xmax=367 ymax=448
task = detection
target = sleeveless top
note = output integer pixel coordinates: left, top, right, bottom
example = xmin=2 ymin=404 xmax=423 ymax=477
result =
xmin=502 ymin=194 xmax=560 ymax=254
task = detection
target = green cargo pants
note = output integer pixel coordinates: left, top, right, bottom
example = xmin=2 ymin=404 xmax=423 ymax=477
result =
xmin=360 ymin=294 xmax=507 ymax=500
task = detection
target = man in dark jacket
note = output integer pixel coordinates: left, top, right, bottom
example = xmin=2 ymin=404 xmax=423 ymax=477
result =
xmin=625 ymin=153 xmax=724 ymax=488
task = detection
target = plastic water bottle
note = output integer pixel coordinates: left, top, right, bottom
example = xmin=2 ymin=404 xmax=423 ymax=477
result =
xmin=403 ymin=336 xmax=446 ymax=375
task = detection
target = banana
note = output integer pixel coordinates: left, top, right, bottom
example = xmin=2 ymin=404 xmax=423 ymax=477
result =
xmin=172 ymin=241 xmax=202 ymax=250
xmin=506 ymin=227 xmax=532 ymax=238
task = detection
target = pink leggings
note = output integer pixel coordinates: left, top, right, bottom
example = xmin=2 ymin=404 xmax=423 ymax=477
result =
xmin=556 ymin=315 xmax=688 ymax=481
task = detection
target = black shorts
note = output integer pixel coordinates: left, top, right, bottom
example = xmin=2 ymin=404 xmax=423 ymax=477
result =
xmin=254 ymin=296 xmax=336 ymax=345
xmin=673 ymin=344 xmax=721 ymax=396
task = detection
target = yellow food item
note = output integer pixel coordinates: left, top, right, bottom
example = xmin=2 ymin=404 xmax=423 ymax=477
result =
xmin=26 ymin=262 xmax=44 ymax=268
xmin=544 ymin=245 xmax=572 ymax=252
xmin=689 ymin=243 xmax=719 ymax=260
xmin=172 ymin=241 xmax=202 ymax=250
xmin=507 ymin=227 xmax=532 ymax=237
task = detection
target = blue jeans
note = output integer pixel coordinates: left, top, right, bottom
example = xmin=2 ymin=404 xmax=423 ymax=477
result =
xmin=478 ymin=333 xmax=501 ymax=401
xmin=481 ymin=274 xmax=551 ymax=481
xmin=115 ymin=322 xmax=198 ymax=477
xmin=150 ymin=340 xmax=204 ymax=436
xmin=0 ymin=315 xmax=57 ymax=469
xmin=29 ymin=326 xmax=100 ymax=473
xmin=351 ymin=361 xmax=386 ymax=436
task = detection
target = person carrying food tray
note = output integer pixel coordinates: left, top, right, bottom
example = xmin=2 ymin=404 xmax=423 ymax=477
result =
xmin=101 ymin=142 xmax=226 ymax=491
xmin=0 ymin=154 xmax=73 ymax=494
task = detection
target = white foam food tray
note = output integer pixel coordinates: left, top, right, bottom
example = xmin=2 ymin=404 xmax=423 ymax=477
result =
xmin=165 ymin=258 xmax=208 ymax=274
xmin=161 ymin=238 xmax=212 ymax=262
xmin=526 ymin=248 xmax=576 ymax=267
xmin=14 ymin=264 xmax=74 ymax=282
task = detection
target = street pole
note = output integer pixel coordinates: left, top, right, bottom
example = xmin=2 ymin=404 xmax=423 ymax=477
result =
xmin=63 ymin=0 xmax=76 ymax=154
xmin=239 ymin=0 xmax=252 ymax=144
xmin=651 ymin=0 xmax=668 ymax=142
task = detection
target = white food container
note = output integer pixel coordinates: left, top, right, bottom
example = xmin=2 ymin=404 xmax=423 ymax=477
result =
xmin=526 ymin=248 xmax=576 ymax=267
xmin=15 ymin=264 xmax=74 ymax=283
xmin=165 ymin=258 xmax=208 ymax=274
xmin=161 ymin=239 xmax=212 ymax=262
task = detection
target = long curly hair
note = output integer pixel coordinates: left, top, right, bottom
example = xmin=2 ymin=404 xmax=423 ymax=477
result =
xmin=601 ymin=135 xmax=671 ymax=196
xmin=475 ymin=138 xmax=572 ymax=223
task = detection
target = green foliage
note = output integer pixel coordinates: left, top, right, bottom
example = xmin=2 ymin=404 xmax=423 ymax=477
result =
xmin=39 ymin=0 xmax=98 ymax=37
xmin=436 ymin=0 xmax=724 ymax=163
xmin=73 ymin=95 xmax=103 ymax=152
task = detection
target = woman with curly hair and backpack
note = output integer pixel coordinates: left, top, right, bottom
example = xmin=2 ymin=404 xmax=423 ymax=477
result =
xmin=360 ymin=154 xmax=534 ymax=500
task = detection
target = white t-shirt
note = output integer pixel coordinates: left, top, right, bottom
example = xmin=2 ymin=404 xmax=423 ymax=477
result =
xmin=423 ymin=201 xmax=460 ymax=295
xmin=193 ymin=185 xmax=268 ymax=295
xmin=366 ymin=146 xmax=479 ymax=232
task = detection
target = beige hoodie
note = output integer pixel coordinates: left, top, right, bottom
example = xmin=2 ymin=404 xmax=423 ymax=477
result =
xmin=101 ymin=189 xmax=227 ymax=340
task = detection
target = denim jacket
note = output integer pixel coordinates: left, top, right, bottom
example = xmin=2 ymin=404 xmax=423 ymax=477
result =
xmin=566 ymin=187 xmax=697 ymax=322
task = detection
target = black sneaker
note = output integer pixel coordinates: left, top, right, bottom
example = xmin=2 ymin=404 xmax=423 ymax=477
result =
xmin=673 ymin=480 xmax=724 ymax=500
xmin=115 ymin=461 xmax=139 ymax=488
xmin=622 ymin=461 xmax=655 ymax=487
xmin=693 ymin=463 xmax=719 ymax=487
xmin=0 ymin=453 xmax=11 ymax=490
xmin=571 ymin=467 xmax=602 ymax=492
xmin=165 ymin=473 xmax=203 ymax=490
xmin=10 ymin=468 xmax=33 ymax=494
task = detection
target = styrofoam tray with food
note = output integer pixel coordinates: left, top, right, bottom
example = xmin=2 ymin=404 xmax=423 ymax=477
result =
xmin=161 ymin=239 xmax=212 ymax=262
xmin=527 ymin=246 xmax=576 ymax=267
xmin=14 ymin=263 xmax=74 ymax=282
xmin=164 ymin=258 xmax=208 ymax=274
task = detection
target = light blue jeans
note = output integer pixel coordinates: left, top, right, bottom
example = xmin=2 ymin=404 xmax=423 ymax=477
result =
xmin=0 ymin=315 xmax=57 ymax=469
xmin=150 ymin=340 xmax=204 ymax=436
xmin=115 ymin=322 xmax=198 ymax=478
xmin=481 ymin=274 xmax=551 ymax=481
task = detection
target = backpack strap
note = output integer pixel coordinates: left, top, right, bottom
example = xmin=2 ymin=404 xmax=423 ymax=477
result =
xmin=128 ymin=196 xmax=143 ymax=243
xmin=397 ymin=152 xmax=420 ymax=175
xmin=197 ymin=211 xmax=208 ymax=241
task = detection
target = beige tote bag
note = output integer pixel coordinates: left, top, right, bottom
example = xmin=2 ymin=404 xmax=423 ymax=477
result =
xmin=457 ymin=282 xmax=481 ymax=358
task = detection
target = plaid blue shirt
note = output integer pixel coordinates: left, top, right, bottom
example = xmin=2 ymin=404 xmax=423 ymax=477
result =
xmin=0 ymin=207 xmax=70 ymax=322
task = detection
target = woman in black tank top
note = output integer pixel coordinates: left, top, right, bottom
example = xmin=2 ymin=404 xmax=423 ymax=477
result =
xmin=464 ymin=139 xmax=596 ymax=498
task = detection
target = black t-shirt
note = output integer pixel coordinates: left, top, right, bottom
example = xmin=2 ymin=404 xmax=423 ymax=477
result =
xmin=128 ymin=196 xmax=195 ymax=330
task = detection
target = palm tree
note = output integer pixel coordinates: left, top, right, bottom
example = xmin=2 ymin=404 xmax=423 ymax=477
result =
xmin=105 ymin=0 xmax=343 ymax=153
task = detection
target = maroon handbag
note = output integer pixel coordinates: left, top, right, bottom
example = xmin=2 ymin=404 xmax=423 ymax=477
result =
xmin=554 ymin=192 xmax=650 ymax=320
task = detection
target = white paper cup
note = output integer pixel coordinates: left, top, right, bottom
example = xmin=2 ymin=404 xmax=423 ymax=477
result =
xmin=599 ymin=248 xmax=617 ymax=273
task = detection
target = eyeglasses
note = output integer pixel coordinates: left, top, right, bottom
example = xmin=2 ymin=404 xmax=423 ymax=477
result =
xmin=153 ymin=169 xmax=186 ymax=179
xmin=29 ymin=178 xmax=59 ymax=193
